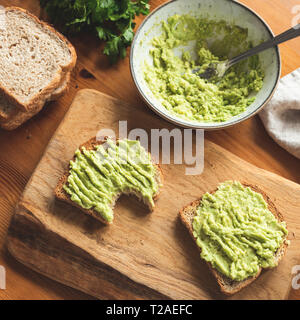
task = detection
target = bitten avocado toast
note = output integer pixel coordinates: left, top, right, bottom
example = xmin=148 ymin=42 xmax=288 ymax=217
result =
xmin=179 ymin=181 xmax=289 ymax=295
xmin=55 ymin=137 xmax=163 ymax=225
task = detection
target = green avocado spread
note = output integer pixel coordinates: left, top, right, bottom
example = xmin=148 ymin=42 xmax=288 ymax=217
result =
xmin=144 ymin=14 xmax=264 ymax=123
xmin=63 ymin=139 xmax=159 ymax=223
xmin=192 ymin=181 xmax=288 ymax=281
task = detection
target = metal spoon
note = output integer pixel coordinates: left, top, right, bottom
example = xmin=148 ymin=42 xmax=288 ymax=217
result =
xmin=193 ymin=24 xmax=300 ymax=80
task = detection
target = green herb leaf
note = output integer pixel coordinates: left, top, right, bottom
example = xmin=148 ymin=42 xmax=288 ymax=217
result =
xmin=40 ymin=0 xmax=150 ymax=63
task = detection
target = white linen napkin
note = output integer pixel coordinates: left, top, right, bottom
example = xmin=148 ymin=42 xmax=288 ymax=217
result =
xmin=259 ymin=68 xmax=300 ymax=159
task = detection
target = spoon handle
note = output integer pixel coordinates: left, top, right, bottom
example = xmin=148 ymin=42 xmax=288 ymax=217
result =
xmin=228 ymin=24 xmax=300 ymax=67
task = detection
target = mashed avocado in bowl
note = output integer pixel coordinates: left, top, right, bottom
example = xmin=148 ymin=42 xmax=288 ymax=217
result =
xmin=130 ymin=0 xmax=280 ymax=129
xmin=144 ymin=14 xmax=264 ymax=123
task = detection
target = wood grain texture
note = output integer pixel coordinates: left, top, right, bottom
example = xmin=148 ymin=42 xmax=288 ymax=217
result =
xmin=0 ymin=0 xmax=299 ymax=300
xmin=6 ymin=89 xmax=300 ymax=300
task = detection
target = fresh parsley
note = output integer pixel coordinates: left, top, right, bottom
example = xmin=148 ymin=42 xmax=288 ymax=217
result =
xmin=40 ymin=0 xmax=150 ymax=63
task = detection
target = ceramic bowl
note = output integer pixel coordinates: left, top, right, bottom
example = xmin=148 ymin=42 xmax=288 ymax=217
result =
xmin=130 ymin=0 xmax=281 ymax=130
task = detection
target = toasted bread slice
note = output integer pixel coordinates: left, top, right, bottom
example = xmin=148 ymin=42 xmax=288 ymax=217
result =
xmin=179 ymin=183 xmax=289 ymax=295
xmin=55 ymin=137 xmax=163 ymax=225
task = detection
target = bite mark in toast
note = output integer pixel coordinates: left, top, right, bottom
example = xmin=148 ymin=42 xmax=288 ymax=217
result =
xmin=55 ymin=137 xmax=163 ymax=225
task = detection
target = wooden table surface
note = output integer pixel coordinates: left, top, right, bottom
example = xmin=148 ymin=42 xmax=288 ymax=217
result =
xmin=0 ymin=0 xmax=299 ymax=300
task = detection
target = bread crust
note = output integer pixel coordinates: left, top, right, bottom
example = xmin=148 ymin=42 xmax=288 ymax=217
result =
xmin=179 ymin=182 xmax=289 ymax=295
xmin=0 ymin=7 xmax=77 ymax=112
xmin=0 ymin=95 xmax=19 ymax=121
xmin=55 ymin=137 xmax=163 ymax=225
xmin=48 ymin=72 xmax=71 ymax=102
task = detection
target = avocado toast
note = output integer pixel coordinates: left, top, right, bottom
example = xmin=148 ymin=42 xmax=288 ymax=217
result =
xmin=55 ymin=137 xmax=163 ymax=225
xmin=179 ymin=181 xmax=289 ymax=295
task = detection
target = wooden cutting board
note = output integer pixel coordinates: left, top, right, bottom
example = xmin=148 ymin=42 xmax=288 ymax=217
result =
xmin=6 ymin=89 xmax=300 ymax=300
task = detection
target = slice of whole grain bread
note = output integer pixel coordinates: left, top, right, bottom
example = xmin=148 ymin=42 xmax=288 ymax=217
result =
xmin=0 ymin=71 xmax=71 ymax=130
xmin=0 ymin=70 xmax=71 ymax=122
xmin=0 ymin=100 xmax=44 ymax=131
xmin=55 ymin=137 xmax=163 ymax=225
xmin=0 ymin=6 xmax=76 ymax=111
xmin=179 ymin=183 xmax=289 ymax=295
